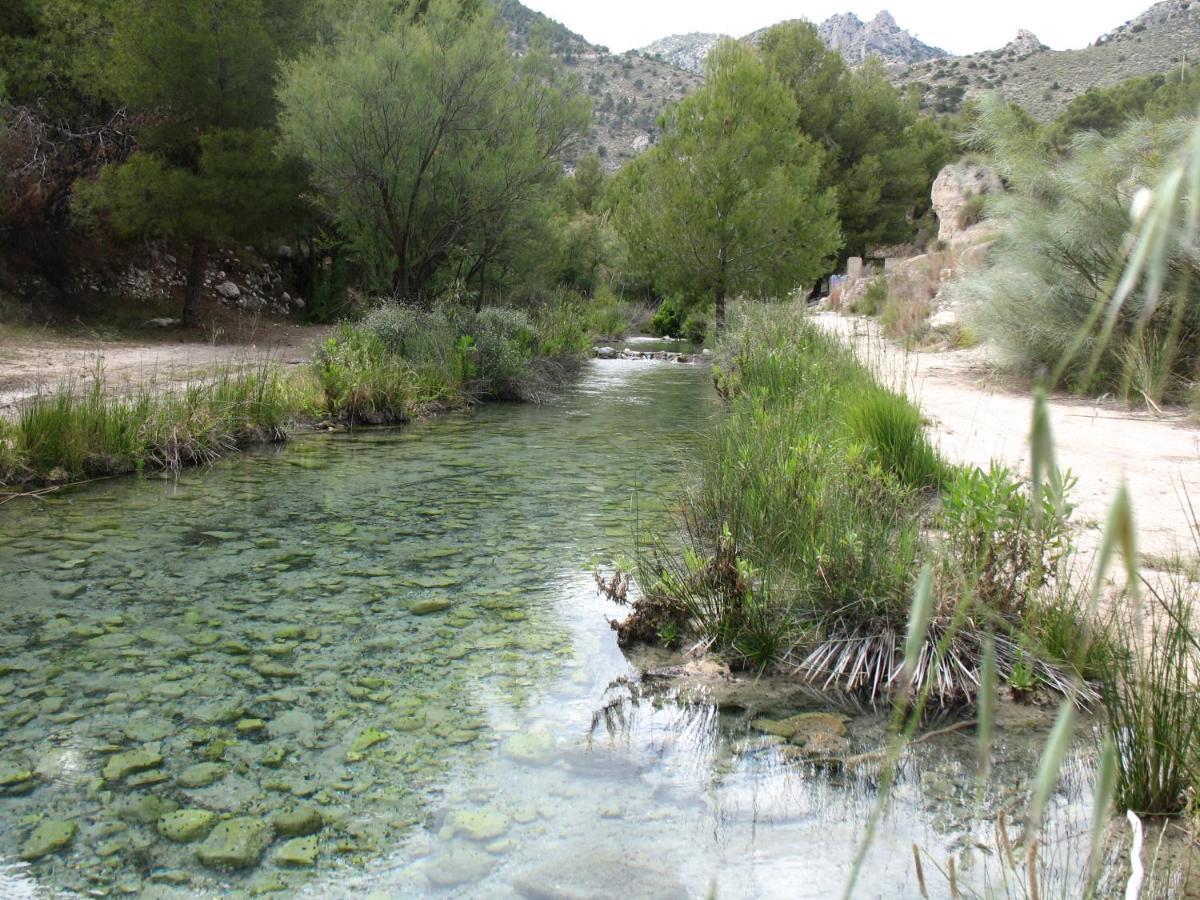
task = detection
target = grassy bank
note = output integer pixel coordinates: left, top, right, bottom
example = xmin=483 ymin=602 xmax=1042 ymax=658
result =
xmin=623 ymin=303 xmax=1096 ymax=703
xmin=0 ymin=300 xmax=595 ymax=490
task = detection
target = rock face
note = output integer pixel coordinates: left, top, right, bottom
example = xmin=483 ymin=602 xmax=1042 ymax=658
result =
xmin=931 ymin=163 xmax=1003 ymax=245
xmin=814 ymin=11 xmax=946 ymax=66
xmin=638 ymin=32 xmax=725 ymax=74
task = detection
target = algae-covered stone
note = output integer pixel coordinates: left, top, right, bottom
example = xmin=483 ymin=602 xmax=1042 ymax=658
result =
xmin=503 ymin=731 xmax=554 ymax=765
xmin=346 ymin=729 xmax=389 ymax=762
xmin=409 ymin=598 xmax=452 ymax=616
xmin=750 ymin=712 xmax=848 ymax=742
xmin=178 ymin=763 xmax=227 ymax=789
xmin=251 ymin=659 xmax=299 ymax=679
xmin=21 ymin=819 xmax=76 ymax=860
xmin=236 ymin=718 xmax=266 ymax=734
xmin=274 ymin=836 xmax=319 ymax=867
xmin=102 ymin=748 xmax=163 ymax=782
xmin=0 ymin=763 xmax=35 ymax=795
xmin=449 ymin=807 xmax=510 ymax=842
xmin=157 ymin=809 xmax=217 ymax=842
xmin=197 ymin=817 xmax=273 ymax=869
xmin=260 ymin=744 xmax=288 ymax=769
xmin=272 ymin=806 xmax=323 ymax=837
xmin=113 ymin=794 xmax=179 ymax=825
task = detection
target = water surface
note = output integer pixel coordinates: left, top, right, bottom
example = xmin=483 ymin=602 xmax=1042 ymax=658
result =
xmin=0 ymin=355 xmax=1096 ymax=898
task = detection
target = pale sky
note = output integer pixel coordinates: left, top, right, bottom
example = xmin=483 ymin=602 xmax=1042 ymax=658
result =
xmin=521 ymin=1 xmax=1159 ymax=56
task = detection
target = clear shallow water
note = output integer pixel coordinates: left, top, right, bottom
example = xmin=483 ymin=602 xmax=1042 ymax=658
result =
xmin=0 ymin=357 xmax=1097 ymax=898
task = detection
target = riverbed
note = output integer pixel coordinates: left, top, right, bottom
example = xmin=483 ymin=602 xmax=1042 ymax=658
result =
xmin=0 ymin=351 xmax=1101 ymax=898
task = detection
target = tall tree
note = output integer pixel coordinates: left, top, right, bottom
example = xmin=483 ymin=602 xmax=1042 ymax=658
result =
xmin=76 ymin=0 xmax=310 ymax=326
xmin=278 ymin=0 xmax=588 ymax=304
xmin=759 ymin=22 xmax=949 ymax=261
xmin=611 ymin=40 xmax=841 ymax=331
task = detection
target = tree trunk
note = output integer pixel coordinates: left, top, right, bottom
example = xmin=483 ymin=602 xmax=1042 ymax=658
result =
xmin=475 ymin=255 xmax=487 ymax=313
xmin=183 ymin=238 xmax=208 ymax=328
xmin=715 ymin=285 xmax=726 ymax=334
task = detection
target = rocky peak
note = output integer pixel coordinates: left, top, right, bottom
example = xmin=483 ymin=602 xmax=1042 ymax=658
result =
xmin=816 ymin=9 xmax=947 ymax=66
xmin=1005 ymin=29 xmax=1047 ymax=57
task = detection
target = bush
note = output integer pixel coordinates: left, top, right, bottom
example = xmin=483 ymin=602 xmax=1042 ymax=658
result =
xmin=650 ymin=298 xmax=685 ymax=337
xmin=957 ymin=102 xmax=1200 ymax=399
xmin=315 ymin=325 xmax=433 ymax=425
xmin=471 ymin=307 xmax=537 ymax=400
xmin=682 ymin=311 xmax=708 ymax=345
xmin=851 ymin=276 xmax=888 ymax=316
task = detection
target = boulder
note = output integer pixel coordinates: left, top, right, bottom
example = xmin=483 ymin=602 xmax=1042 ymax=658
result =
xmin=931 ymin=163 xmax=1003 ymax=245
xmin=215 ymin=281 xmax=241 ymax=300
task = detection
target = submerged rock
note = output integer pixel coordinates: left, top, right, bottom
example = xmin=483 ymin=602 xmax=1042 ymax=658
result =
xmin=272 ymin=806 xmax=324 ymax=837
xmin=750 ymin=712 xmax=848 ymax=743
xmin=113 ymin=794 xmax=179 ymax=825
xmin=0 ymin=763 xmax=36 ymax=795
xmin=503 ymin=731 xmax=554 ymax=766
xmin=102 ymin=748 xmax=164 ymax=782
xmin=448 ymin=807 xmax=510 ymax=841
xmin=158 ymin=809 xmax=217 ymax=843
xmin=197 ymin=817 xmax=273 ymax=869
xmin=346 ymin=729 xmax=389 ymax=761
xmin=274 ymin=836 xmax=319 ymax=867
xmin=21 ymin=819 xmax=77 ymax=861
xmin=409 ymin=598 xmax=453 ymax=616
xmin=425 ymin=844 xmax=498 ymax=888
xmin=178 ymin=763 xmax=227 ymax=789
xmin=513 ymin=850 xmax=688 ymax=899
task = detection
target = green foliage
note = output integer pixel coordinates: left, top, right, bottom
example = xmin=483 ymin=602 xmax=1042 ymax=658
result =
xmin=759 ymin=22 xmax=951 ymax=260
xmin=957 ymin=100 xmax=1200 ymax=399
xmin=76 ymin=0 xmax=313 ymax=325
xmin=844 ymin=388 xmax=945 ymax=491
xmin=635 ymin=304 xmax=929 ymax=671
xmin=649 ymin=299 xmax=685 ymax=338
xmin=938 ymin=463 xmax=1073 ymax=614
xmin=1047 ymin=68 xmax=1200 ymax=150
xmin=851 ymin=275 xmax=888 ymax=316
xmin=278 ymin=0 xmax=589 ymax=301
xmin=315 ymin=325 xmax=431 ymax=425
xmin=681 ymin=311 xmax=708 ymax=346
xmin=611 ymin=40 xmax=841 ymax=330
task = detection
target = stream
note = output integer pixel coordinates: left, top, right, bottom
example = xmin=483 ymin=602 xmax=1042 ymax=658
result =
xmin=0 ymin=348 xmax=1099 ymax=898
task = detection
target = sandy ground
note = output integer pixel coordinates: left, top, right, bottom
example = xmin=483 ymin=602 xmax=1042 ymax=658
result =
xmin=0 ymin=321 xmax=332 ymax=415
xmin=814 ymin=313 xmax=1200 ymax=562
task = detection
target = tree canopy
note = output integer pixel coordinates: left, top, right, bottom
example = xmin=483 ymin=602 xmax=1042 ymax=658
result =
xmin=758 ymin=22 xmax=950 ymax=260
xmin=278 ymin=0 xmax=589 ymax=303
xmin=611 ymin=40 xmax=841 ymax=330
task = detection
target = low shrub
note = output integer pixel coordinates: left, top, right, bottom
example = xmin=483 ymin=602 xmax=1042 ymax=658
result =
xmin=682 ymin=311 xmax=709 ymax=345
xmin=315 ymin=325 xmax=445 ymax=425
xmin=850 ymin=275 xmax=888 ymax=316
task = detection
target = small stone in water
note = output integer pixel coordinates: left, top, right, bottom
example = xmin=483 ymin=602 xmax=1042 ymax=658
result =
xmin=449 ymin=807 xmax=510 ymax=841
xmin=409 ymin=598 xmax=452 ymax=616
xmin=273 ymin=806 xmax=324 ymax=837
xmin=21 ymin=819 xmax=76 ymax=860
xmin=178 ymin=763 xmax=227 ymax=789
xmin=157 ymin=809 xmax=217 ymax=842
xmin=260 ymin=744 xmax=289 ymax=769
xmin=274 ymin=836 xmax=319 ymax=867
xmin=197 ymin=817 xmax=273 ymax=869
xmin=346 ymin=729 xmax=389 ymax=761
xmin=102 ymin=748 xmax=163 ymax=782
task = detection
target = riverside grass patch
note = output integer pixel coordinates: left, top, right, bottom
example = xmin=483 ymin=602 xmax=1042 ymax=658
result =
xmin=626 ymin=302 xmax=1096 ymax=703
xmin=1 ymin=299 xmax=600 ymax=489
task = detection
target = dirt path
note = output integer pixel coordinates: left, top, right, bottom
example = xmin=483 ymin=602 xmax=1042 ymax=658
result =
xmin=814 ymin=313 xmax=1200 ymax=561
xmin=0 ymin=322 xmax=332 ymax=415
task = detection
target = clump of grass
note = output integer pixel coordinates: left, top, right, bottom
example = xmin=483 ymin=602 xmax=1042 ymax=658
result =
xmin=845 ymin=387 xmax=946 ymax=491
xmin=11 ymin=365 xmax=298 ymax=482
xmin=1100 ymin=578 xmax=1200 ymax=816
